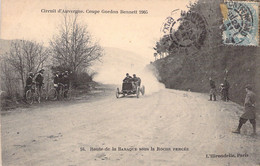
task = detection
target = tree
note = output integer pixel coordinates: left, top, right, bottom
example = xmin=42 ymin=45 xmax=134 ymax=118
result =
xmin=50 ymin=14 xmax=103 ymax=74
xmin=0 ymin=55 xmax=18 ymax=97
xmin=7 ymin=40 xmax=49 ymax=90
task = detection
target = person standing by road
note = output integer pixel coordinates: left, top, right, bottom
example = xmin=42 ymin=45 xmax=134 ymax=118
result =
xmin=220 ymin=83 xmax=225 ymax=101
xmin=35 ymin=69 xmax=45 ymax=101
xmin=232 ymin=84 xmax=257 ymax=136
xmin=24 ymin=72 xmax=34 ymax=99
xmin=209 ymin=77 xmax=216 ymax=101
xmin=53 ymin=71 xmax=60 ymax=92
xmin=62 ymin=71 xmax=70 ymax=87
xmin=35 ymin=69 xmax=44 ymax=89
xmin=223 ymin=77 xmax=230 ymax=101
xmin=62 ymin=71 xmax=70 ymax=98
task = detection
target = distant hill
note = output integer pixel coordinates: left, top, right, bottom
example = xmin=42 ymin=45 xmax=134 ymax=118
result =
xmin=93 ymin=47 xmax=150 ymax=84
xmin=0 ymin=39 xmax=27 ymax=56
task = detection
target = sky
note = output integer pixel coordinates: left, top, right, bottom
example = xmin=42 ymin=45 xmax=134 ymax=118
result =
xmin=0 ymin=0 xmax=196 ymax=62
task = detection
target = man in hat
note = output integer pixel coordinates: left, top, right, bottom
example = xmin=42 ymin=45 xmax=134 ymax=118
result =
xmin=123 ymin=73 xmax=132 ymax=83
xmin=35 ymin=69 xmax=44 ymax=86
xmin=232 ymin=84 xmax=256 ymax=135
xmin=62 ymin=71 xmax=70 ymax=98
xmin=220 ymin=83 xmax=225 ymax=101
xmin=53 ymin=71 xmax=60 ymax=90
xmin=62 ymin=71 xmax=70 ymax=87
xmin=209 ymin=77 xmax=216 ymax=101
xmin=24 ymin=72 xmax=34 ymax=99
xmin=35 ymin=69 xmax=45 ymax=101
xmin=132 ymin=74 xmax=141 ymax=87
xmin=223 ymin=77 xmax=230 ymax=101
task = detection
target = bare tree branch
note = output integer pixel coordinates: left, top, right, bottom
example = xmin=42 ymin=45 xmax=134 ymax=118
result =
xmin=6 ymin=40 xmax=49 ymax=90
xmin=50 ymin=14 xmax=103 ymax=73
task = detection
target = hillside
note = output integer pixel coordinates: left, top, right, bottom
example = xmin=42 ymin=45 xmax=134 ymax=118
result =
xmin=151 ymin=0 xmax=260 ymax=104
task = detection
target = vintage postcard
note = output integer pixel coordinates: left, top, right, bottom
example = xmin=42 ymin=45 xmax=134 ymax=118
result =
xmin=0 ymin=0 xmax=260 ymax=165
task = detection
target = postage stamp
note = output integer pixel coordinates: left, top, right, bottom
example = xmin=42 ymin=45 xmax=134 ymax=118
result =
xmin=221 ymin=1 xmax=259 ymax=46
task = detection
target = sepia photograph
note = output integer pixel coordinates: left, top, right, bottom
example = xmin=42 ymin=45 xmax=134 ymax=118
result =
xmin=0 ymin=0 xmax=260 ymax=165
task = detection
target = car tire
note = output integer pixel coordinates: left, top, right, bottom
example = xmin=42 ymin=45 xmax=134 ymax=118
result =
xmin=116 ymin=88 xmax=120 ymax=98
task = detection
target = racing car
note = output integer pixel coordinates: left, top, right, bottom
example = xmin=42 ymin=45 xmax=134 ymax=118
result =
xmin=116 ymin=82 xmax=145 ymax=98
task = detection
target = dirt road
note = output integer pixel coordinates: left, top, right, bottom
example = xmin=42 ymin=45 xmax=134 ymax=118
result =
xmin=1 ymin=88 xmax=260 ymax=166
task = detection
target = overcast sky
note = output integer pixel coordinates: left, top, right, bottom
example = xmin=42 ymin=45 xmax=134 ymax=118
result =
xmin=1 ymin=0 xmax=195 ymax=62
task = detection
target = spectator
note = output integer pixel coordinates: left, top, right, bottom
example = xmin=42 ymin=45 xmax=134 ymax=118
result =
xmin=62 ymin=71 xmax=70 ymax=98
xmin=223 ymin=77 xmax=230 ymax=101
xmin=209 ymin=77 xmax=216 ymax=101
xmin=232 ymin=84 xmax=256 ymax=136
xmin=35 ymin=69 xmax=45 ymax=97
xmin=53 ymin=71 xmax=60 ymax=93
xmin=24 ymin=72 xmax=34 ymax=99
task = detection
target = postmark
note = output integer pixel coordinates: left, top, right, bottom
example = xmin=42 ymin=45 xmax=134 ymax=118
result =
xmin=221 ymin=1 xmax=259 ymax=46
xmin=161 ymin=10 xmax=207 ymax=49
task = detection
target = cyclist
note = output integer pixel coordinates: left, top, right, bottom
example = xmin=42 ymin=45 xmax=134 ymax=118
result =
xmin=62 ymin=71 xmax=70 ymax=98
xmin=35 ymin=69 xmax=44 ymax=90
xmin=53 ymin=71 xmax=61 ymax=93
xmin=57 ymin=71 xmax=65 ymax=98
xmin=35 ymin=69 xmax=45 ymax=102
xmin=58 ymin=72 xmax=64 ymax=87
xmin=24 ymin=72 xmax=34 ymax=99
xmin=62 ymin=71 xmax=70 ymax=85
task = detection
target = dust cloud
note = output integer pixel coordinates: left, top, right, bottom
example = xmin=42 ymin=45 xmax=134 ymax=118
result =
xmin=93 ymin=47 xmax=165 ymax=95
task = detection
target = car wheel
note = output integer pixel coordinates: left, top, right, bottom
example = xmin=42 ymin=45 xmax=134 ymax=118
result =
xmin=48 ymin=88 xmax=57 ymax=101
xmin=141 ymin=85 xmax=145 ymax=95
xmin=116 ymin=88 xmax=120 ymax=98
xmin=136 ymin=87 xmax=140 ymax=98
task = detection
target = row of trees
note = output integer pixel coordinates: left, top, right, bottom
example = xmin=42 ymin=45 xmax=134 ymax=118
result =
xmin=0 ymin=14 xmax=103 ymax=100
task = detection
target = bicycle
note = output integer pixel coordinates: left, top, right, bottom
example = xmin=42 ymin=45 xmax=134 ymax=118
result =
xmin=25 ymin=82 xmax=40 ymax=105
xmin=35 ymin=83 xmax=48 ymax=103
xmin=48 ymin=83 xmax=71 ymax=101
xmin=63 ymin=84 xmax=72 ymax=100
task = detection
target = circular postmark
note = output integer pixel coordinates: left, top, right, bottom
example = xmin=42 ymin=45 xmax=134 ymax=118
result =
xmin=161 ymin=11 xmax=207 ymax=49
xmin=223 ymin=1 xmax=256 ymax=45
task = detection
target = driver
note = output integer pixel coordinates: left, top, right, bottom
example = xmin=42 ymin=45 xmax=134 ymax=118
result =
xmin=123 ymin=73 xmax=132 ymax=83
xmin=132 ymin=74 xmax=141 ymax=87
